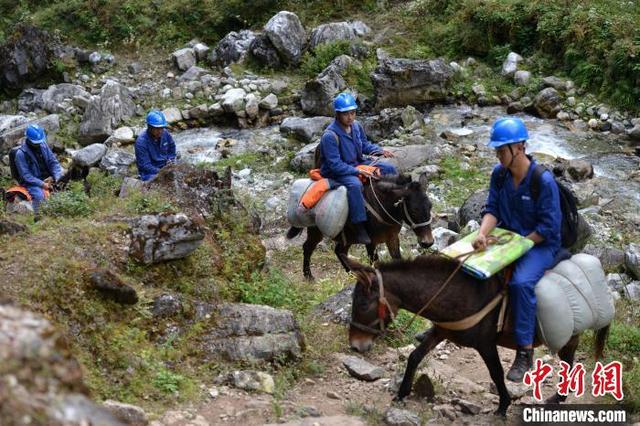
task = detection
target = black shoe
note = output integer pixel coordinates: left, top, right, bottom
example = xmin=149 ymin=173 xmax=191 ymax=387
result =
xmin=415 ymin=330 xmax=428 ymax=342
xmin=353 ymin=223 xmax=371 ymax=245
xmin=506 ymin=347 xmax=533 ymax=382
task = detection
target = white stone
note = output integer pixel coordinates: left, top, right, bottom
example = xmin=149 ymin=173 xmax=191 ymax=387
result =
xmin=222 ymin=88 xmax=247 ymax=113
xmin=162 ymin=107 xmax=182 ymax=124
xmin=111 ymin=126 xmax=134 ymax=144
xmin=259 ymin=93 xmax=278 ymax=110
xmin=245 ymin=93 xmax=259 ymax=119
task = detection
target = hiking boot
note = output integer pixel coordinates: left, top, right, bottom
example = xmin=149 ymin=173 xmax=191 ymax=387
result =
xmin=506 ymin=347 xmax=533 ymax=382
xmin=353 ymin=223 xmax=371 ymax=245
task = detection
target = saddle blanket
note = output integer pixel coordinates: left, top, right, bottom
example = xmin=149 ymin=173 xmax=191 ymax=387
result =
xmin=536 ymin=253 xmax=615 ymax=353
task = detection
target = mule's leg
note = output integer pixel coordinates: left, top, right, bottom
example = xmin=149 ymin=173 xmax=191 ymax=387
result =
xmin=395 ymin=327 xmax=443 ymax=402
xmin=366 ymin=243 xmax=378 ymax=264
xmin=545 ymin=335 xmax=580 ymax=404
xmin=303 ymin=227 xmax=323 ymax=281
xmin=335 ymin=241 xmax=351 ymax=272
xmin=477 ymin=343 xmax=511 ymax=416
xmin=387 ymin=234 xmax=401 ymax=259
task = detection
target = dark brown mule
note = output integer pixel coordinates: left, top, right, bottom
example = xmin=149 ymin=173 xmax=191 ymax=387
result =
xmin=345 ymin=255 xmax=610 ymax=416
xmin=286 ymin=174 xmax=435 ymax=280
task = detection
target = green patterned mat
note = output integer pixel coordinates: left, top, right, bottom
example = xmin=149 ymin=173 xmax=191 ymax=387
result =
xmin=440 ymin=228 xmax=534 ymax=280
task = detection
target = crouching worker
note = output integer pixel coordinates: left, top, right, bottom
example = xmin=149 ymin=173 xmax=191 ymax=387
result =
xmin=135 ymin=110 xmax=176 ymax=181
xmin=318 ymin=92 xmax=396 ymax=244
xmin=10 ymin=124 xmax=63 ymax=217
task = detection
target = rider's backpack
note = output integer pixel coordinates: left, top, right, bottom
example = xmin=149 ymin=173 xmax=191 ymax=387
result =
xmin=8 ymin=146 xmax=22 ymax=181
xmin=498 ymin=164 xmax=580 ymax=249
xmin=313 ymin=130 xmax=340 ymax=170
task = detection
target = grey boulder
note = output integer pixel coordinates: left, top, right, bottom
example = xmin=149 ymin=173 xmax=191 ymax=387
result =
xmin=280 ymin=116 xmax=332 ymax=143
xmin=72 ymin=143 xmax=107 ymax=166
xmin=264 ymin=11 xmax=307 ymax=65
xmin=79 ymin=81 xmax=136 ymax=145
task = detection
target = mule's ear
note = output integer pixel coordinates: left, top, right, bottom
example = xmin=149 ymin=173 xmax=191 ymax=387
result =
xmin=418 ymin=172 xmax=428 ymax=190
xmin=396 ymin=174 xmax=412 ymax=185
xmin=341 ymin=255 xmax=376 ymax=288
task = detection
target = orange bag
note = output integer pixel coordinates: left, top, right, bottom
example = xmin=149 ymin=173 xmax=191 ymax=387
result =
xmin=4 ymin=185 xmax=50 ymax=203
xmin=300 ymin=178 xmax=331 ymax=209
xmin=309 ymin=168 xmax=323 ymax=181
xmin=355 ymin=165 xmax=380 ymax=183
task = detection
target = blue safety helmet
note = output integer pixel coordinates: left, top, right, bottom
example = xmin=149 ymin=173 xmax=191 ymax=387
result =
xmin=488 ymin=117 xmax=529 ymax=148
xmin=333 ymin=92 xmax=357 ymax=113
xmin=146 ymin=110 xmax=168 ymax=128
xmin=25 ymin=124 xmax=47 ymax=144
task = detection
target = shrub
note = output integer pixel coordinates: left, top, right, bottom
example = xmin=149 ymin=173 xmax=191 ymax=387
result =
xmin=41 ymin=183 xmax=93 ymax=217
xmin=300 ymin=40 xmax=352 ymax=77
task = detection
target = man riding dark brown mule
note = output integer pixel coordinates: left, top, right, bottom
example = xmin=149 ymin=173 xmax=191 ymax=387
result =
xmin=286 ymin=174 xmax=434 ymax=280
xmin=344 ymin=255 xmax=610 ymax=416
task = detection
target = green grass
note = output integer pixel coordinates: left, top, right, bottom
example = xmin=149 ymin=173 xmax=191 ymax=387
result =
xmin=435 ymin=155 xmax=489 ymax=208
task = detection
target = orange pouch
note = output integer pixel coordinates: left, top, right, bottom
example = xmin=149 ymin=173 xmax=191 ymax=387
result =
xmin=300 ymin=179 xmax=331 ymax=209
xmin=355 ymin=165 xmax=380 ymax=183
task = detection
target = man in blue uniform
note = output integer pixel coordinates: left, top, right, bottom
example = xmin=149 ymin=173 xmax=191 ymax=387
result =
xmin=14 ymin=124 xmax=63 ymax=215
xmin=473 ymin=117 xmax=562 ymax=382
xmin=135 ymin=111 xmax=176 ymax=181
xmin=319 ymin=92 xmax=396 ymax=244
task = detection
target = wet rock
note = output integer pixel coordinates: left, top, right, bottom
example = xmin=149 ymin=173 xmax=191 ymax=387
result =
xmin=212 ymin=30 xmax=256 ymax=67
xmin=79 ymin=80 xmax=136 ymax=145
xmin=103 ymin=400 xmax=148 ymax=425
xmin=501 ymin=52 xmax=523 ymax=77
xmin=172 ymin=47 xmax=196 ymax=71
xmin=264 ymin=11 xmax=306 ymax=65
xmin=128 ymin=62 xmax=143 ymax=74
xmin=301 ymin=65 xmax=346 ymax=116
xmin=226 ymin=370 xmax=275 ymax=394
xmin=162 ymin=107 xmax=182 ymax=124
xmin=0 ymin=304 xmax=122 ymax=424
xmin=280 ymin=116 xmax=332 ymax=143
xmin=178 ymin=65 xmax=208 ymax=82
xmin=543 ymin=76 xmax=569 ymax=91
xmin=582 ymin=244 xmax=625 ymax=271
xmin=72 ymin=143 xmax=108 ymax=167
xmin=372 ymin=57 xmax=454 ymax=108
xmin=309 ymin=21 xmax=370 ymax=50
xmin=203 ymin=303 xmax=303 ymax=362
xmin=0 ymin=219 xmax=27 ymax=236
xmin=625 ymin=243 xmax=640 ymax=280
xmin=533 ymin=87 xmax=562 ymax=119
xmin=152 ymin=294 xmax=183 ymax=318
xmin=342 ymin=356 xmax=384 ymax=381
xmin=222 ymin=88 xmax=247 ymax=113
xmin=314 ymin=285 xmax=353 ymax=324
xmin=0 ymin=25 xmax=59 ymax=90
xmin=100 ymin=149 xmax=135 ymax=175
xmin=0 ymin=114 xmax=60 ymax=155
xmin=566 ymin=159 xmax=594 ymax=181
xmin=128 ymin=213 xmax=204 ymax=264
xmin=89 ymin=270 xmax=138 ymax=305
xmin=453 ymin=398 xmax=482 ymax=415
xmin=259 ymin=93 xmax=278 ymax=110
xmin=192 ymin=42 xmax=210 ymax=61
xmin=383 ymin=408 xmax=420 ymax=426
xmin=249 ymin=34 xmax=282 ymax=69
xmin=514 ymin=70 xmax=531 ymax=86
xmin=384 ymin=144 xmax=442 ymax=172
xmin=432 ymin=227 xmax=459 ymax=251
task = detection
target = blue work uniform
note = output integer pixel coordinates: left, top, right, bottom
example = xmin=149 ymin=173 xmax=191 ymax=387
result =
xmin=483 ymin=160 xmax=562 ymax=346
xmin=319 ymin=120 xmax=397 ymax=223
xmin=14 ymin=140 xmax=63 ymax=211
xmin=134 ymin=129 xmax=176 ymax=181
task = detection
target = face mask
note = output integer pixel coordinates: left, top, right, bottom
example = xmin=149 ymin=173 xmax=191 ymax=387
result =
xmin=27 ymin=140 xmax=41 ymax=149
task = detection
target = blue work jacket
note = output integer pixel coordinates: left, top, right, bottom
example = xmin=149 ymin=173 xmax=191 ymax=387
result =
xmin=14 ymin=140 xmax=63 ymax=188
xmin=319 ymin=120 xmax=383 ymax=179
xmin=484 ymin=161 xmax=562 ymax=249
xmin=135 ymin=129 xmax=176 ymax=181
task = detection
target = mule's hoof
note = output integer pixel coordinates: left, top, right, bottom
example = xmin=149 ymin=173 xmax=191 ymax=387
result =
xmin=303 ymin=273 xmax=315 ymax=283
xmin=494 ymin=408 xmax=507 ymax=417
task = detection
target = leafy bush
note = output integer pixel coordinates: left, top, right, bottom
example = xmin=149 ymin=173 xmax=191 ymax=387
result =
xmin=125 ymin=189 xmax=176 ymax=214
xmin=41 ymin=183 xmax=93 ymax=217
xmin=300 ymin=40 xmax=352 ymax=77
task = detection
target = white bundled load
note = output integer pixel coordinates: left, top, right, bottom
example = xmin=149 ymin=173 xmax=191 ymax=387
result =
xmin=286 ymin=178 xmax=349 ymax=238
xmin=536 ymin=253 xmax=615 ymax=353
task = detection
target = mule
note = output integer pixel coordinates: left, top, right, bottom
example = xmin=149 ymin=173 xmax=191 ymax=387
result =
xmin=286 ymin=174 xmax=434 ymax=280
xmin=345 ymin=255 xmax=610 ymax=416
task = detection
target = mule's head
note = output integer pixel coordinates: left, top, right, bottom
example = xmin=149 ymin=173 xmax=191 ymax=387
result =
xmin=388 ymin=173 xmax=434 ymax=248
xmin=342 ymin=255 xmax=396 ymax=353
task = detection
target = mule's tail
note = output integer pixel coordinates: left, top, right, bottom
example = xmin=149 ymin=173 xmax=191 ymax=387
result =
xmin=286 ymin=226 xmax=303 ymax=239
xmin=594 ymin=323 xmax=611 ymax=361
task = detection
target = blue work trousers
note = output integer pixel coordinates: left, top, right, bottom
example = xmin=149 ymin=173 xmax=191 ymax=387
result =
xmin=329 ymin=161 xmax=397 ymax=224
xmin=510 ymin=245 xmax=557 ymax=346
xmin=25 ymin=185 xmax=46 ymax=214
